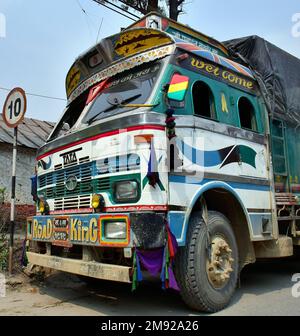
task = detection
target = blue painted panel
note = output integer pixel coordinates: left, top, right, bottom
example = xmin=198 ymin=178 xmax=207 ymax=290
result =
xmin=168 ymin=211 xmax=186 ymax=246
xmin=169 ymin=175 xmax=270 ymax=192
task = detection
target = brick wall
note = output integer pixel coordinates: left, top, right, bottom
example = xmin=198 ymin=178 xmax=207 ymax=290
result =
xmin=0 ymin=203 xmax=36 ymax=232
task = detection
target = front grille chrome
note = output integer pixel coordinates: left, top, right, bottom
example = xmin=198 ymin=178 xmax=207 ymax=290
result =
xmin=38 ymin=154 xmax=140 ymax=211
xmin=54 ymin=195 xmax=91 ymax=211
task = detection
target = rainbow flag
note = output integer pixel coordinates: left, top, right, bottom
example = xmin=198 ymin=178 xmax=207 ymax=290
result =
xmin=168 ymin=74 xmax=189 ymax=101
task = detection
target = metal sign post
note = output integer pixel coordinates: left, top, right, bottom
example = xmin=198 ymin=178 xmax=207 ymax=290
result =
xmin=2 ymin=88 xmax=27 ymax=275
xmin=9 ymin=127 xmax=18 ymax=275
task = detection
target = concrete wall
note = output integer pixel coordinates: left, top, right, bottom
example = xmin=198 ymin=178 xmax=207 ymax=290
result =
xmin=0 ymin=143 xmax=36 ymax=205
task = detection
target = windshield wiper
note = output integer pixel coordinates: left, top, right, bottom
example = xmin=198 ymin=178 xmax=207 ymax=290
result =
xmin=86 ymin=93 xmax=142 ymax=125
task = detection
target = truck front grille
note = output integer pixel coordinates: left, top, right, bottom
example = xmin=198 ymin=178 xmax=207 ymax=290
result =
xmin=37 ymin=154 xmax=140 ymax=211
xmin=54 ymin=195 xmax=91 ymax=211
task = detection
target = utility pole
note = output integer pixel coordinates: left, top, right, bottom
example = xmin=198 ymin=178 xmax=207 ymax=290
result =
xmin=2 ymin=87 xmax=27 ymax=275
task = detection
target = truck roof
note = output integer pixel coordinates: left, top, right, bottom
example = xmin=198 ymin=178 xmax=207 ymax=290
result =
xmin=127 ymin=12 xmax=229 ymax=57
xmin=225 ymin=35 xmax=300 ymax=125
xmin=65 ymin=14 xmax=255 ymax=104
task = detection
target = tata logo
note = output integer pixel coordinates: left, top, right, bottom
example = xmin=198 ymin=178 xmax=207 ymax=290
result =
xmin=60 ymin=148 xmax=82 ymax=165
xmin=65 ymin=175 xmax=78 ymax=191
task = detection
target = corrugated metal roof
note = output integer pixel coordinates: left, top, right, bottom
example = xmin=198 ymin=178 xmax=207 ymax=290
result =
xmin=0 ymin=115 xmax=55 ymax=149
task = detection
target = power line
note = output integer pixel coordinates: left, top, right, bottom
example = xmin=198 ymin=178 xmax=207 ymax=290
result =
xmin=96 ymin=17 xmax=104 ymax=43
xmin=91 ymin=0 xmax=140 ymax=21
xmin=93 ymin=0 xmax=137 ymax=20
xmin=0 ymin=87 xmax=66 ymax=102
xmin=76 ymin=0 xmax=95 ymax=41
xmin=104 ymin=0 xmax=140 ymax=19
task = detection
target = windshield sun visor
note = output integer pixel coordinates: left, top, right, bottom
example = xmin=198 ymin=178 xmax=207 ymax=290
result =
xmin=65 ymin=28 xmax=175 ymax=104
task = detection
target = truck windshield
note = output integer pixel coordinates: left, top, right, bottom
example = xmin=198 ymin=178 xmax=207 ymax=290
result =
xmin=81 ymin=62 xmax=161 ymax=125
xmin=48 ymin=61 xmax=161 ymax=142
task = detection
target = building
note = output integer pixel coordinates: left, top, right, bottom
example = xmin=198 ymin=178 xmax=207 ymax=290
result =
xmin=0 ymin=115 xmax=54 ymax=227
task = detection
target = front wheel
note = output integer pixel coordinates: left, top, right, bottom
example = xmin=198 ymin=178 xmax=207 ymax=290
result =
xmin=175 ymin=211 xmax=239 ymax=313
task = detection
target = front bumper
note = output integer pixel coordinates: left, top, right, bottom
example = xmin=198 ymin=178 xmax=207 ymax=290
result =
xmin=27 ymin=252 xmax=131 ymax=283
xmin=27 ymin=212 xmax=166 ymax=249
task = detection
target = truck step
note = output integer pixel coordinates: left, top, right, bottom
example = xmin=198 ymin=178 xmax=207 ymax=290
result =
xmin=275 ymin=193 xmax=298 ymax=206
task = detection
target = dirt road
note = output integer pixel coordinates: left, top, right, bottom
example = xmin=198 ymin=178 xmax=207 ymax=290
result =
xmin=0 ymin=258 xmax=300 ymax=316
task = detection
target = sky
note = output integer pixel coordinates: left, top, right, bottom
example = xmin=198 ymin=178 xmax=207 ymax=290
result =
xmin=0 ymin=0 xmax=299 ymax=123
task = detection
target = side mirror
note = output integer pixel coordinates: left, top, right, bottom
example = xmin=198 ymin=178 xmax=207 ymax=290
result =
xmin=167 ymin=74 xmax=189 ymax=102
xmin=63 ymin=122 xmax=71 ymax=132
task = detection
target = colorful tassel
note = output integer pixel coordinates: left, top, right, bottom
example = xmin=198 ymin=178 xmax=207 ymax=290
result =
xmin=160 ymin=221 xmax=180 ymax=291
xmin=132 ymin=221 xmax=180 ymax=292
xmin=131 ymin=249 xmax=138 ymax=292
xmin=131 ymin=248 xmax=143 ymax=291
xmin=136 ymin=251 xmax=143 ymax=282
xmin=20 ymin=238 xmax=28 ymax=267
xmin=166 ymin=108 xmax=176 ymax=140
xmin=146 ymin=139 xmax=159 ymax=188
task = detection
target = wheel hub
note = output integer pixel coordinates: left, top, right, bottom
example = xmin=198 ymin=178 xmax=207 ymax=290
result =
xmin=206 ymin=236 xmax=234 ymax=289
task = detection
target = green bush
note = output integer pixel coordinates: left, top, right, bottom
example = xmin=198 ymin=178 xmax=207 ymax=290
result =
xmin=0 ymin=233 xmax=8 ymax=271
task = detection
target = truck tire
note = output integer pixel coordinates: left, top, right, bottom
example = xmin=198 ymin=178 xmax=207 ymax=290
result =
xmin=175 ymin=211 xmax=239 ymax=313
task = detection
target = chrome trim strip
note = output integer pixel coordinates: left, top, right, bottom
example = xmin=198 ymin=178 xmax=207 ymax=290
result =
xmin=38 ymin=112 xmax=166 ymax=157
xmin=39 ymin=113 xmax=266 ymax=157
xmin=170 ymin=171 xmax=271 ymax=187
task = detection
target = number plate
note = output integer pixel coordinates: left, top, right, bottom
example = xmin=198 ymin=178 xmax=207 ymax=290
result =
xmin=52 ymin=217 xmax=71 ymax=247
xmin=54 ymin=218 xmax=68 ymax=229
xmin=53 ymin=231 xmax=68 ymax=241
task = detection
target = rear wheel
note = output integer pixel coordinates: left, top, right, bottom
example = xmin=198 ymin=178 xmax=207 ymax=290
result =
xmin=175 ymin=211 xmax=239 ymax=313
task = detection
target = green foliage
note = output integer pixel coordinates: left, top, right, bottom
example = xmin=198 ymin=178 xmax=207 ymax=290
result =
xmin=0 ymin=200 xmax=9 ymax=272
xmin=0 ymin=187 xmax=6 ymax=204
xmin=0 ymin=233 xmax=8 ymax=272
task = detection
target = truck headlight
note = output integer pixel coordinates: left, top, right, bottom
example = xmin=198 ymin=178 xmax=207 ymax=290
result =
xmin=114 ymin=181 xmax=139 ymax=202
xmin=104 ymin=221 xmax=127 ymax=239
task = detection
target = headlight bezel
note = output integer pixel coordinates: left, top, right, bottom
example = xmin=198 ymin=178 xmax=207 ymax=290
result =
xmin=113 ymin=180 xmax=140 ymax=203
xmin=100 ymin=215 xmax=130 ymax=245
xmin=103 ymin=221 xmax=127 ymax=240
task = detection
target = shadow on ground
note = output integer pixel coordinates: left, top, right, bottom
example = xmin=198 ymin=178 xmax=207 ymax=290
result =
xmin=36 ymin=257 xmax=300 ymax=316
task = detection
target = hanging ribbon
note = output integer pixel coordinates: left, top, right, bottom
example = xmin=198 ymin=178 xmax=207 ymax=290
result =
xmin=20 ymin=238 xmax=28 ymax=267
xmin=146 ymin=139 xmax=160 ymax=188
xmin=161 ymin=221 xmax=180 ymax=291
xmin=132 ymin=221 xmax=180 ymax=292
xmin=166 ymin=108 xmax=176 ymax=140
xmin=131 ymin=248 xmax=143 ymax=292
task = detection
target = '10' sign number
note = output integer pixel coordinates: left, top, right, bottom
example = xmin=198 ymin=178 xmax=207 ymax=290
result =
xmin=2 ymin=87 xmax=27 ymax=128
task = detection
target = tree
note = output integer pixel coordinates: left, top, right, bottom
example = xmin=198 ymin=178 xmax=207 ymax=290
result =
xmin=168 ymin=0 xmax=185 ymax=21
xmin=117 ymin=0 xmax=161 ymax=15
xmin=103 ymin=0 xmax=187 ymax=21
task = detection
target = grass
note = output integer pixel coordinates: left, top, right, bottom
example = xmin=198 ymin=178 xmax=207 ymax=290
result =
xmin=0 ymin=232 xmax=8 ymax=272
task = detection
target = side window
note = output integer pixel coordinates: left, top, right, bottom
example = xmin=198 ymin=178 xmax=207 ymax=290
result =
xmin=238 ymin=97 xmax=257 ymax=131
xmin=192 ymin=81 xmax=216 ymax=120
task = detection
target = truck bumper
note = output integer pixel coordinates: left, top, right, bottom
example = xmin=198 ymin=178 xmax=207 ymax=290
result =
xmin=27 ymin=252 xmax=131 ymax=283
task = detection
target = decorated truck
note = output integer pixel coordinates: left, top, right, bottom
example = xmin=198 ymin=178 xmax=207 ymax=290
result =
xmin=26 ymin=13 xmax=300 ymax=312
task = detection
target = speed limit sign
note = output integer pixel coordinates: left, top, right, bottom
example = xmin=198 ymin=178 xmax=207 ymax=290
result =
xmin=2 ymin=87 xmax=27 ymax=128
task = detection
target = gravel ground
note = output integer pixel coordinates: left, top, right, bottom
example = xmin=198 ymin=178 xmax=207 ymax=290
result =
xmin=0 ymin=258 xmax=300 ymax=316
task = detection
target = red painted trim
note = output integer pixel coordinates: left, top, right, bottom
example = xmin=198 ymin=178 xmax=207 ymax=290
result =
xmin=104 ymin=205 xmax=168 ymax=212
xmin=48 ymin=204 xmax=168 ymax=215
xmin=49 ymin=208 xmax=92 ymax=215
xmin=37 ymin=125 xmax=165 ymax=160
